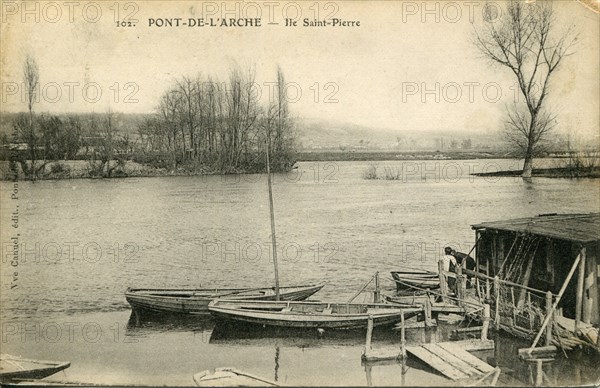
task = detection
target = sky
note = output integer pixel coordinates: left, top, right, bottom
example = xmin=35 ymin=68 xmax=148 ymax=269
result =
xmin=1 ymin=0 xmax=599 ymax=140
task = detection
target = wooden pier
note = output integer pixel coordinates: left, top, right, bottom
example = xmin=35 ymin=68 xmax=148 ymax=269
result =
xmin=362 ymin=304 xmax=497 ymax=383
xmin=405 ymin=341 xmax=495 ymax=381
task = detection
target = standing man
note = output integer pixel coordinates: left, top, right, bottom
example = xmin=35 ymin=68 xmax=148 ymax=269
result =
xmin=441 ymin=247 xmax=458 ymax=295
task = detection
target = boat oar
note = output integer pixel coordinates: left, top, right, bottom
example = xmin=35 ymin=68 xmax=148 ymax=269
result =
xmin=348 ymin=274 xmax=375 ymax=303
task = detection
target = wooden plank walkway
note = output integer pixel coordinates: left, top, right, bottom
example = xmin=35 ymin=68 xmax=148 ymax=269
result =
xmin=362 ymin=339 xmax=494 ymax=362
xmin=406 ymin=341 xmax=494 ymax=381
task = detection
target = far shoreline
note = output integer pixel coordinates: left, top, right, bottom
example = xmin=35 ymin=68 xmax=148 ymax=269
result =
xmin=2 ymin=154 xmax=599 ymax=181
xmin=472 ymin=167 xmax=600 ymax=179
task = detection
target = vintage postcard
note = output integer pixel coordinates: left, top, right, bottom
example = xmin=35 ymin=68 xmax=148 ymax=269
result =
xmin=1 ymin=0 xmax=599 ymax=386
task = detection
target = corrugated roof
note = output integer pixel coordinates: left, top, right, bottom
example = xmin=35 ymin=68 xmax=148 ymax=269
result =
xmin=472 ymin=213 xmax=600 ymax=243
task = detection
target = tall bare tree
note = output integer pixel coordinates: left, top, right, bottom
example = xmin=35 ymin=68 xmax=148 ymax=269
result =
xmin=269 ymin=66 xmax=295 ymax=170
xmin=175 ymin=75 xmax=201 ymax=159
xmin=88 ymin=110 xmax=120 ymax=177
xmin=141 ymin=65 xmax=296 ymax=174
xmin=474 ymin=1 xmax=577 ymax=178
xmin=158 ymin=89 xmax=181 ymax=169
xmin=22 ymin=55 xmax=39 ymax=179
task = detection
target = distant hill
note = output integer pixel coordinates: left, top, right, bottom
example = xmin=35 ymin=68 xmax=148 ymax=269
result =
xmin=0 ymin=112 xmax=147 ymax=140
xmin=1 ymin=111 xmax=576 ymax=153
xmin=294 ymin=117 xmax=505 ymax=152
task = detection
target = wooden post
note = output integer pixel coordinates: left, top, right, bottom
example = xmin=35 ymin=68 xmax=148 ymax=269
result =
xmin=491 ymin=368 xmax=501 ymax=386
xmin=494 ymin=276 xmax=500 ymax=330
xmin=374 ymin=272 xmax=380 ymax=304
xmin=482 ymin=304 xmax=490 ymax=341
xmin=575 ymin=248 xmax=586 ymax=332
xmin=365 ymin=315 xmax=373 ymax=354
xmin=535 ymin=360 xmax=543 ymax=387
xmin=456 ymin=264 xmax=464 ymax=307
xmin=424 ymin=298 xmax=433 ymax=327
xmin=365 ymin=364 xmax=372 ymax=387
xmin=438 ymin=259 xmax=448 ymax=303
xmin=400 ymin=311 xmax=406 ymax=358
xmin=475 ymin=231 xmax=481 ymax=299
xmin=401 ymin=352 xmax=407 ymax=385
xmin=545 ymin=291 xmax=553 ymax=347
xmin=583 ymin=247 xmax=596 ymax=324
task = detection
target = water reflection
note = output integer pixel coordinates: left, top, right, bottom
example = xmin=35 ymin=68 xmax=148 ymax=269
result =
xmin=362 ymin=358 xmax=409 ymax=387
xmin=123 ymin=310 xmax=600 ymax=387
xmin=126 ymin=311 xmax=215 ymax=334
xmin=274 ymin=346 xmax=280 ymax=383
xmin=489 ymin=331 xmax=600 ymax=386
xmin=210 ymin=323 xmax=359 ymax=345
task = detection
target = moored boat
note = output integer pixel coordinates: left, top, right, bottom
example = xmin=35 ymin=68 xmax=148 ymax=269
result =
xmin=193 ymin=367 xmax=278 ymax=387
xmin=391 ymin=269 xmax=440 ymax=292
xmin=208 ymin=300 xmax=421 ymax=329
xmin=125 ymin=284 xmax=324 ymax=315
xmin=0 ymin=354 xmax=70 ymax=382
xmin=384 ymin=292 xmax=435 ymax=307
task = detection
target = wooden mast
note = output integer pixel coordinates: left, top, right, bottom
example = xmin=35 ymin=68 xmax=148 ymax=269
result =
xmin=266 ymin=131 xmax=280 ymax=301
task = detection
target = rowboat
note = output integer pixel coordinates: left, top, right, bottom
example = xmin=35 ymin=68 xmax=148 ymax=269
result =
xmin=125 ymin=284 xmax=324 ymax=315
xmin=0 ymin=354 xmax=70 ymax=382
xmin=391 ymin=269 xmax=440 ymax=292
xmin=208 ymin=300 xmax=421 ymax=329
xmin=193 ymin=367 xmax=278 ymax=387
xmin=384 ymin=292 xmax=435 ymax=307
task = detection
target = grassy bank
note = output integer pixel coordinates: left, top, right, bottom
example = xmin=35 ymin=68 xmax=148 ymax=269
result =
xmin=0 ymin=160 xmax=269 ymax=181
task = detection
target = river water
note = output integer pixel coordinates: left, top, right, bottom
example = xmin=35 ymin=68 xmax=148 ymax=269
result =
xmin=1 ymin=159 xmax=599 ymax=386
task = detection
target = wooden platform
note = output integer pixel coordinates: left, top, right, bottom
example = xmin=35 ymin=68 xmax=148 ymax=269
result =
xmin=406 ymin=341 xmax=495 ymax=381
xmin=362 ymin=339 xmax=494 ymax=362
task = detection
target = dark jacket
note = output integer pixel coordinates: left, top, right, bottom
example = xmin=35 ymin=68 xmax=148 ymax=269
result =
xmin=452 ymin=251 xmax=476 ymax=271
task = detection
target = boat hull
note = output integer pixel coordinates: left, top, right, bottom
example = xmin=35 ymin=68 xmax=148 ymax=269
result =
xmin=208 ymin=300 xmax=421 ymax=329
xmin=391 ymin=270 xmax=440 ymax=292
xmin=193 ymin=367 xmax=278 ymax=387
xmin=125 ymin=284 xmax=324 ymax=315
xmin=384 ymin=293 xmax=433 ymax=307
xmin=0 ymin=355 xmax=70 ymax=382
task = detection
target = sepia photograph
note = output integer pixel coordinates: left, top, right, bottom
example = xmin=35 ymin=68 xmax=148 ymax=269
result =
xmin=1 ymin=0 xmax=599 ymax=386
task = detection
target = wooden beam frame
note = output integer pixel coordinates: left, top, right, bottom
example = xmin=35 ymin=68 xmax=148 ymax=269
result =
xmin=575 ymin=247 xmax=586 ymax=331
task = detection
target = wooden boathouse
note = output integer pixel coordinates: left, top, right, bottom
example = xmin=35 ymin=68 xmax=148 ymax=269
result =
xmin=470 ymin=213 xmax=599 ymax=350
